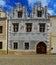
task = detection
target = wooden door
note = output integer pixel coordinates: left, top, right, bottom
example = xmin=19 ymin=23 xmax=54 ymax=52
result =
xmin=36 ymin=42 xmax=46 ymax=54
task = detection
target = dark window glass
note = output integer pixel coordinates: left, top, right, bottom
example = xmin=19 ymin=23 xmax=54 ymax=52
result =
xmin=26 ymin=23 xmax=32 ymax=32
xmin=13 ymin=23 xmax=19 ymax=32
xmin=39 ymin=23 xmax=45 ymax=32
xmin=18 ymin=11 xmax=22 ymax=18
xmin=25 ymin=43 xmax=29 ymax=50
xmin=37 ymin=11 xmax=42 ymax=17
xmin=0 ymin=26 xmax=2 ymax=33
xmin=0 ymin=42 xmax=2 ymax=49
xmin=13 ymin=42 xmax=18 ymax=49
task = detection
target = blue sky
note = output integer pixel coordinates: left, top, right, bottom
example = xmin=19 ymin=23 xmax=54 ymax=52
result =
xmin=0 ymin=0 xmax=56 ymax=16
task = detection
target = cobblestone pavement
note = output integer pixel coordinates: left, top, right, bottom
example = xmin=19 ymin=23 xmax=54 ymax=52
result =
xmin=0 ymin=54 xmax=56 ymax=65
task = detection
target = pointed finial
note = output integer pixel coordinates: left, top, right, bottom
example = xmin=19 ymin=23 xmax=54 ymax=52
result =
xmin=17 ymin=2 xmax=22 ymax=8
xmin=38 ymin=1 xmax=42 ymax=7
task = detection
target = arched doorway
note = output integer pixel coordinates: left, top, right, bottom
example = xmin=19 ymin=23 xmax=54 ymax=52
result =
xmin=36 ymin=42 xmax=47 ymax=54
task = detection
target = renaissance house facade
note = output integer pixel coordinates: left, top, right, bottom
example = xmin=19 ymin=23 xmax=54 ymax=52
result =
xmin=8 ymin=2 xmax=50 ymax=54
xmin=0 ymin=7 xmax=8 ymax=54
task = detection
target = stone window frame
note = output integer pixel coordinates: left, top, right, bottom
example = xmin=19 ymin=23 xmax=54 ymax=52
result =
xmin=18 ymin=10 xmax=22 ymax=18
xmin=25 ymin=23 xmax=32 ymax=32
xmin=39 ymin=23 xmax=46 ymax=32
xmin=25 ymin=42 xmax=29 ymax=50
xmin=12 ymin=42 xmax=19 ymax=50
xmin=37 ymin=10 xmax=42 ymax=17
xmin=12 ymin=23 xmax=19 ymax=32
xmin=23 ymin=41 xmax=30 ymax=50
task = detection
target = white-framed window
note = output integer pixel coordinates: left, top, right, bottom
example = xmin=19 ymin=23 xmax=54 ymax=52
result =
xmin=39 ymin=23 xmax=45 ymax=32
xmin=13 ymin=42 xmax=18 ymax=49
xmin=18 ymin=11 xmax=22 ymax=18
xmin=25 ymin=42 xmax=29 ymax=50
xmin=25 ymin=23 xmax=32 ymax=32
xmin=37 ymin=10 xmax=42 ymax=17
xmin=12 ymin=23 xmax=19 ymax=32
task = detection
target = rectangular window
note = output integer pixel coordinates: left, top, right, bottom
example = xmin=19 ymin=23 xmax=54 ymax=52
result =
xmin=12 ymin=23 xmax=19 ymax=32
xmin=26 ymin=23 xmax=32 ymax=32
xmin=37 ymin=11 xmax=42 ymax=17
xmin=0 ymin=42 xmax=2 ymax=49
xmin=25 ymin=43 xmax=29 ymax=50
xmin=39 ymin=23 xmax=45 ymax=32
xmin=13 ymin=42 xmax=18 ymax=49
xmin=18 ymin=11 xmax=22 ymax=18
xmin=0 ymin=26 xmax=2 ymax=33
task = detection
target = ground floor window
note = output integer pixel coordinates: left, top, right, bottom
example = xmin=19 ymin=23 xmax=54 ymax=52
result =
xmin=25 ymin=43 xmax=29 ymax=50
xmin=0 ymin=26 xmax=3 ymax=33
xmin=13 ymin=42 xmax=18 ymax=49
xmin=0 ymin=42 xmax=2 ymax=49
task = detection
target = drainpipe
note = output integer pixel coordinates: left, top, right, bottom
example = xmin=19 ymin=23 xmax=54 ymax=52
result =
xmin=7 ymin=19 xmax=9 ymax=54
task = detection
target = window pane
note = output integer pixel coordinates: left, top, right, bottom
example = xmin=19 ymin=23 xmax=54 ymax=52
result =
xmin=25 ymin=43 xmax=29 ymax=50
xmin=26 ymin=23 xmax=32 ymax=32
xmin=0 ymin=42 xmax=2 ymax=49
xmin=13 ymin=42 xmax=18 ymax=49
xmin=39 ymin=23 xmax=45 ymax=32
xmin=12 ymin=23 xmax=19 ymax=32
xmin=18 ymin=11 xmax=22 ymax=18
xmin=37 ymin=11 xmax=42 ymax=17
xmin=0 ymin=26 xmax=2 ymax=33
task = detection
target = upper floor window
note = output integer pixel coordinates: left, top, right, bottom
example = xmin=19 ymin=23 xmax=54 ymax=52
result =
xmin=25 ymin=43 xmax=29 ymax=50
xmin=0 ymin=26 xmax=2 ymax=33
xmin=39 ymin=23 xmax=45 ymax=32
xmin=18 ymin=11 xmax=22 ymax=18
xmin=37 ymin=11 xmax=42 ymax=17
xmin=13 ymin=42 xmax=18 ymax=49
xmin=26 ymin=23 xmax=32 ymax=32
xmin=12 ymin=23 xmax=19 ymax=32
